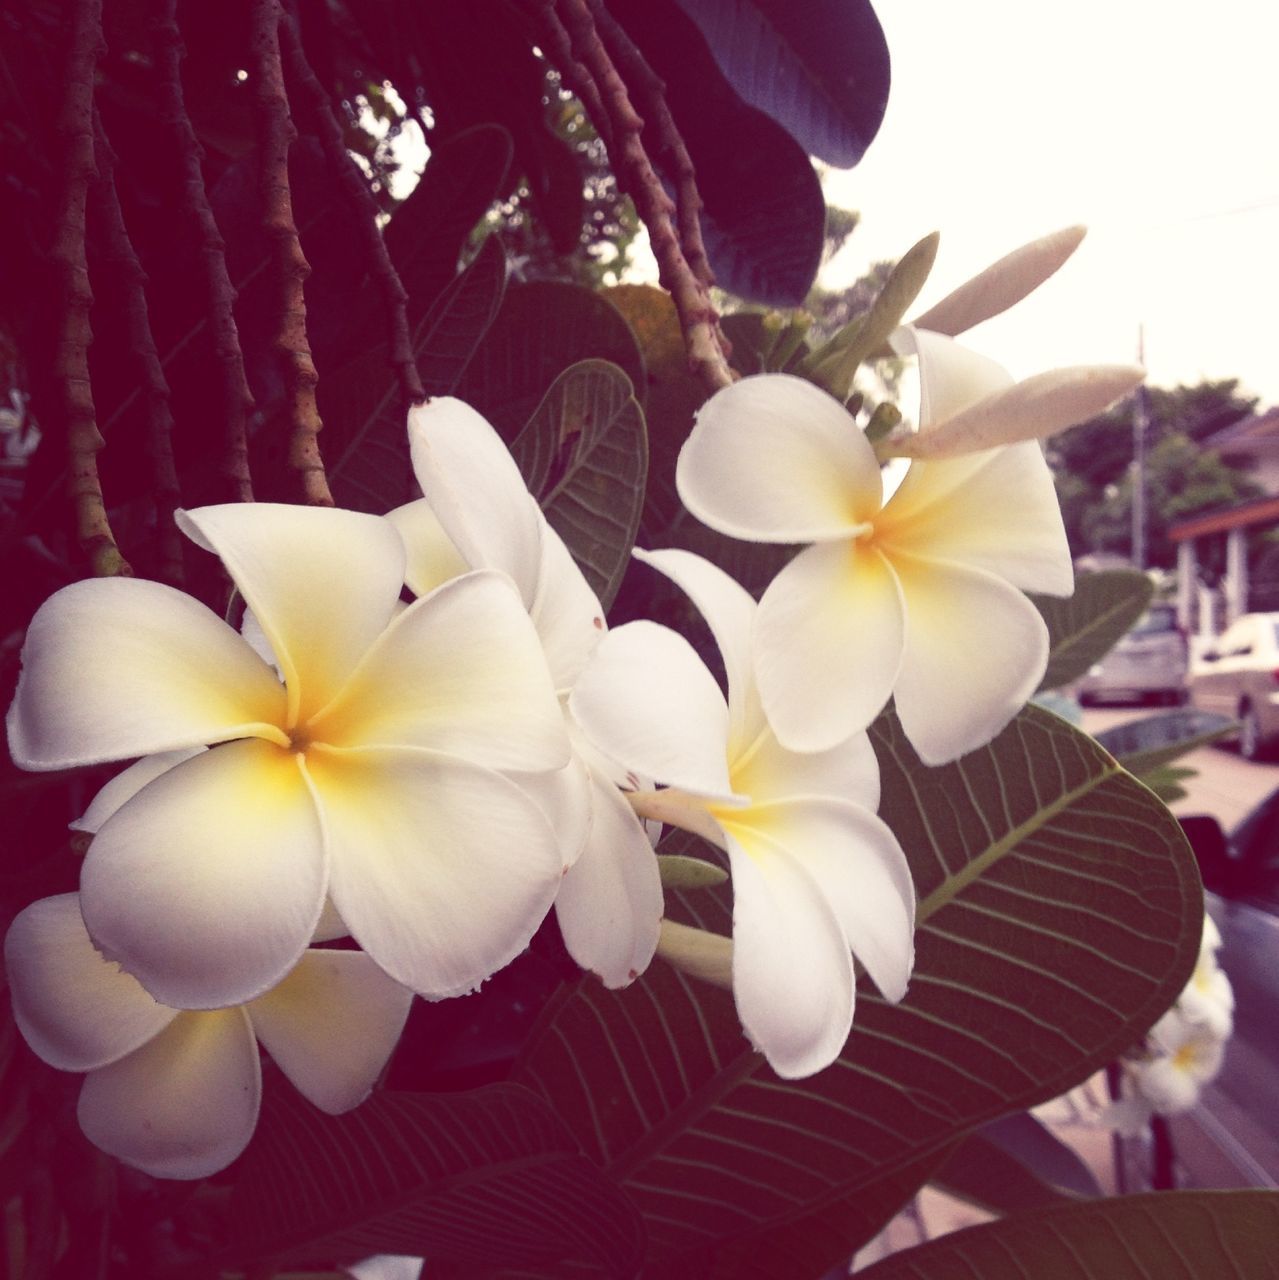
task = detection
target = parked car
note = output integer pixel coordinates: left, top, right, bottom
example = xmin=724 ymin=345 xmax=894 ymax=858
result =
xmin=1077 ymin=602 xmax=1188 ymax=706
xmin=1186 ymin=611 xmax=1279 ymax=760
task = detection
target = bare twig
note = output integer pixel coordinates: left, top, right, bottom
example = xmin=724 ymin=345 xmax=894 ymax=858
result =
xmin=153 ymin=0 xmax=255 ymax=504
xmin=91 ymin=106 xmax=184 ymax=584
xmin=591 ymin=4 xmax=713 ymax=291
xmin=530 ymin=0 xmax=612 ymax=152
xmin=547 ymin=0 xmax=731 ymax=391
xmin=249 ymin=0 xmax=333 ymax=506
xmin=53 ymin=0 xmax=131 ymax=576
xmin=280 ymin=10 xmax=424 ymax=407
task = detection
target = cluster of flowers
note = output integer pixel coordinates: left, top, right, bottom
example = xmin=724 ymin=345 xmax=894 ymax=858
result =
xmin=1103 ymin=914 xmax=1235 ymax=1135
xmin=3 ymin=228 xmax=1143 ymax=1178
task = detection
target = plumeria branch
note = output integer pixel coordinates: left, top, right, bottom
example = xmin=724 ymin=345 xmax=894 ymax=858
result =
xmin=154 ymin=0 xmax=256 ymax=505
xmin=248 ymin=0 xmax=333 ymax=506
xmin=91 ymin=106 xmax=184 ymax=585
xmin=54 ymin=0 xmax=131 ymax=578
xmin=545 ymin=0 xmax=732 ymax=391
xmin=280 ymin=10 xmax=425 ymax=410
xmin=590 ymin=3 xmax=714 ymax=292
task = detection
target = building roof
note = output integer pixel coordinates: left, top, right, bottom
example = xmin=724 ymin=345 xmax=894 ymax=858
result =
xmin=1169 ymin=492 xmax=1279 ymax=541
xmin=1202 ymin=406 xmax=1279 ymax=454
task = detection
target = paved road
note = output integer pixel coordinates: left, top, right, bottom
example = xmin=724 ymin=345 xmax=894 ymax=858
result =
xmin=1080 ymin=704 xmax=1279 ymax=830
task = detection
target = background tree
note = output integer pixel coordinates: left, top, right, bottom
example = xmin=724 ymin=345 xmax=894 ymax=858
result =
xmin=1048 ymin=378 xmax=1261 ymax=566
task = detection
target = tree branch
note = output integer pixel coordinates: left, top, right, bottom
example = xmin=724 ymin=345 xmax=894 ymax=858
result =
xmin=280 ymin=9 xmax=424 ymax=408
xmin=249 ymin=0 xmax=333 ymax=506
xmin=590 ymin=3 xmax=713 ymax=292
xmin=53 ymin=0 xmax=131 ymax=576
xmin=547 ymin=0 xmax=731 ymax=391
xmin=154 ymin=0 xmax=255 ymax=505
xmin=91 ymin=106 xmax=184 ymax=584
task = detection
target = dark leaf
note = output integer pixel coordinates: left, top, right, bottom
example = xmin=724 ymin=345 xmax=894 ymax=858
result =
xmin=673 ymin=0 xmax=891 ymax=167
xmin=511 ymin=360 xmax=647 ymax=611
xmin=855 ymin=1190 xmax=1279 ymax=1279
xmin=611 ymin=0 xmax=826 ymax=305
xmin=455 ymin=282 xmax=645 ymax=444
xmin=323 ymin=237 xmax=507 ymax=513
xmin=225 ymin=1082 xmax=644 ymax=1273
xmin=933 ymin=1112 xmax=1101 ymax=1216
xmin=512 ymin=706 xmax=1202 ymax=1273
xmin=381 ymin=124 xmax=514 ymax=333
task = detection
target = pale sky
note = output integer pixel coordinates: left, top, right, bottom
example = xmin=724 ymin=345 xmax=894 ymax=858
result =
xmin=822 ymin=0 xmax=1279 ymax=408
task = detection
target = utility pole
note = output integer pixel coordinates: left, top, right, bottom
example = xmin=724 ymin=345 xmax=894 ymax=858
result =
xmin=1132 ymin=325 xmax=1151 ymax=570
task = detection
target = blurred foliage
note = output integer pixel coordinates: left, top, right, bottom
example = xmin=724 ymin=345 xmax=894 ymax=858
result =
xmin=1048 ymin=379 xmax=1261 ymax=570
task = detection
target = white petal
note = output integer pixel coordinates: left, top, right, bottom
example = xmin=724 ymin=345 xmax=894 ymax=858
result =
xmin=677 ymin=374 xmax=881 ymax=542
xmin=518 ymin=747 xmax=594 ymax=869
xmin=755 ymin=541 xmax=905 ymax=753
xmin=7 ymin=578 xmax=287 ymax=770
xmin=890 ymin=327 xmax=1012 ymax=428
xmin=177 ymin=504 xmax=406 ymax=724
xmin=1132 ymin=1056 xmax=1204 ymax=1115
xmin=346 ymin=1257 xmax=425 ymax=1280
xmin=71 ymin=748 xmax=206 ymax=835
xmin=386 ymin=499 xmax=470 ymax=598
xmin=731 ymin=726 xmax=881 ymax=813
xmin=725 ymin=839 xmax=855 ymax=1079
xmin=554 ymin=769 xmax=663 ymax=987
xmin=569 ymin=621 xmax=734 ymax=798
xmin=307 ymin=748 xmax=563 ymax=1000
xmin=80 ymin=739 xmax=327 ymax=1009
xmin=4 ymin=894 xmax=176 ymax=1072
xmin=529 ymin=513 xmax=607 ymax=692
xmin=879 ymin=442 xmax=1073 ymax=596
xmin=909 ymin=226 xmax=1087 ymax=337
xmin=893 ymin=365 xmax=1146 ymax=460
xmin=729 ymin=800 xmax=915 ymax=1002
xmin=634 ymin=547 xmax=765 ymax=753
xmin=407 ymin=398 xmax=544 ymax=605
xmin=247 ymin=950 xmax=413 ymax=1114
xmin=309 ymin=570 xmax=569 ymax=774
xmin=891 ymin=553 xmax=1050 ymax=765
xmin=630 ymin=787 xmax=736 ymax=847
xmin=78 ymin=1008 xmax=261 ymax=1180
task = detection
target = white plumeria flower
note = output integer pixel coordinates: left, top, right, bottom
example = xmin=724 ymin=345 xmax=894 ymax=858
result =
xmin=5 ymin=893 xmax=412 ymax=1179
xmin=345 ymin=1258 xmax=424 ymax=1280
xmin=1175 ymin=915 xmax=1234 ymax=1039
xmin=677 ymin=367 xmax=1077 ymax=762
xmin=7 ymin=503 xmax=571 ymax=1008
xmin=391 ymin=398 xmax=663 ymax=989
xmin=1132 ymin=1005 xmax=1227 ymax=1116
xmin=569 ymin=547 xmax=915 ymax=1079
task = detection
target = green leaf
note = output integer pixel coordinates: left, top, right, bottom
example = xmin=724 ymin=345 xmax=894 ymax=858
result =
xmin=1094 ymin=708 xmax=1238 ymax=776
xmin=512 ymin=705 xmax=1202 ymax=1274
xmin=720 ymin=312 xmax=812 ymax=376
xmin=855 ymin=1190 xmax=1279 ymax=1279
xmin=1033 ymin=570 xmax=1155 ymax=691
xmin=658 ymin=854 xmax=729 ymax=890
xmin=1135 ymin=764 xmax=1195 ymax=804
xmin=224 ymin=1082 xmax=644 ymax=1273
xmin=323 ymin=237 xmax=507 ymax=513
xmin=803 ymin=231 xmax=939 ymax=396
xmin=455 ymin=281 xmax=645 ymax=445
xmin=509 ymin=360 xmax=648 ymax=611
